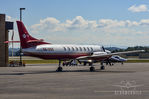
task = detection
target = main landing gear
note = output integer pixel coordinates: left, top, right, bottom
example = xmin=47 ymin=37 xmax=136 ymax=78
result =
xmin=56 ymin=60 xmax=63 ymax=72
xmin=90 ymin=66 xmax=95 ymax=72
xmin=56 ymin=60 xmax=105 ymax=72
xmin=100 ymin=62 xmax=105 ymax=70
xmin=89 ymin=63 xmax=95 ymax=72
xmin=100 ymin=65 xmax=105 ymax=70
xmin=89 ymin=63 xmax=105 ymax=71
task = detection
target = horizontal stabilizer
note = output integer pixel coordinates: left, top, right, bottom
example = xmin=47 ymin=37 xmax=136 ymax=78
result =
xmin=4 ymin=41 xmax=20 ymax=43
xmin=27 ymin=39 xmax=44 ymax=43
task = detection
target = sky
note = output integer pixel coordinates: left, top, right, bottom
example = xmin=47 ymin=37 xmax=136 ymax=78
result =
xmin=1 ymin=0 xmax=149 ymax=48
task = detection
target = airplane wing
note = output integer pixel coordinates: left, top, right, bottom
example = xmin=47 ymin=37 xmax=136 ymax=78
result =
xmin=77 ymin=50 xmax=144 ymax=60
xmin=110 ymin=50 xmax=144 ymax=55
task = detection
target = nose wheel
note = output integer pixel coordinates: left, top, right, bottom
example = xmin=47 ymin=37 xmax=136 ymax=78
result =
xmin=56 ymin=60 xmax=63 ymax=72
xmin=56 ymin=66 xmax=63 ymax=72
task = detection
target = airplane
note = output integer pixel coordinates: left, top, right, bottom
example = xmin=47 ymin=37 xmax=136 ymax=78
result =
xmin=16 ymin=21 xmax=144 ymax=72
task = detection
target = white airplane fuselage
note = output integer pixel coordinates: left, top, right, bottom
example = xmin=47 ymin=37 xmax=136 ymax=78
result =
xmin=22 ymin=44 xmax=108 ymax=60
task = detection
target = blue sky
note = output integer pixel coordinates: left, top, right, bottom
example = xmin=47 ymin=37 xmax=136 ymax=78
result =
xmin=1 ymin=0 xmax=149 ymax=47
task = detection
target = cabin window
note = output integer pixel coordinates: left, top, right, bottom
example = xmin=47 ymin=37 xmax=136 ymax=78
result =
xmin=72 ymin=47 xmax=75 ymax=51
xmin=47 ymin=48 xmax=54 ymax=51
xmin=79 ymin=47 xmax=82 ymax=51
xmin=43 ymin=48 xmax=47 ymax=51
xmin=90 ymin=47 xmax=93 ymax=51
xmin=87 ymin=47 xmax=90 ymax=51
xmin=75 ymin=47 xmax=78 ymax=51
xmin=63 ymin=47 xmax=66 ymax=51
xmin=67 ymin=47 xmax=71 ymax=51
xmin=83 ymin=47 xmax=86 ymax=51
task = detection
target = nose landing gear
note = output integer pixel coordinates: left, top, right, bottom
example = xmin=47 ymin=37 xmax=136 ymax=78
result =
xmin=56 ymin=66 xmax=63 ymax=72
xmin=56 ymin=60 xmax=63 ymax=72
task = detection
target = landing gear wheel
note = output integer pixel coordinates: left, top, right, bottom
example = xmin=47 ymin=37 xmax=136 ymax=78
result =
xmin=84 ymin=62 xmax=87 ymax=66
xmin=100 ymin=65 xmax=105 ymax=70
xmin=56 ymin=67 xmax=63 ymax=72
xmin=90 ymin=67 xmax=95 ymax=72
xmin=62 ymin=63 xmax=65 ymax=66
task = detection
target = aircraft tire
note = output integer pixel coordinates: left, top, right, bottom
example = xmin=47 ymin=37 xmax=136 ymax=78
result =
xmin=57 ymin=67 xmax=63 ymax=72
xmin=90 ymin=67 xmax=95 ymax=72
xmin=100 ymin=66 xmax=105 ymax=70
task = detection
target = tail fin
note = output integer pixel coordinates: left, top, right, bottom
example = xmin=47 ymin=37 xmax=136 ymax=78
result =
xmin=16 ymin=21 xmax=49 ymax=48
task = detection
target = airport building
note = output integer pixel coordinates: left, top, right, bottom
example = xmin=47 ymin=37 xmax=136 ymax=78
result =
xmin=0 ymin=14 xmax=13 ymax=67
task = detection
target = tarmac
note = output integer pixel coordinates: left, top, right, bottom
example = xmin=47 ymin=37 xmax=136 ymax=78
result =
xmin=0 ymin=63 xmax=149 ymax=99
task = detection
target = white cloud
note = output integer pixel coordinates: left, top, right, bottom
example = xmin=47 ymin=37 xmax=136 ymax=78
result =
xmin=65 ymin=16 xmax=88 ymax=30
xmin=97 ymin=19 xmax=140 ymax=29
xmin=31 ymin=17 xmax=65 ymax=33
xmin=31 ymin=16 xmax=99 ymax=33
xmin=128 ymin=4 xmax=148 ymax=12
xmin=4 ymin=15 xmax=149 ymax=47
xmin=31 ymin=16 xmax=149 ymax=33
xmin=29 ymin=16 xmax=149 ymax=46
xmin=6 ymin=15 xmax=17 ymax=22
xmin=98 ymin=19 xmax=126 ymax=28
xmin=31 ymin=16 xmax=144 ymax=33
xmin=6 ymin=15 xmax=12 ymax=21
xmin=139 ymin=19 xmax=149 ymax=26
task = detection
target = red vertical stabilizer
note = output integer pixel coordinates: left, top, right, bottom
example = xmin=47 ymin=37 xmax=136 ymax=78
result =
xmin=16 ymin=21 xmax=49 ymax=48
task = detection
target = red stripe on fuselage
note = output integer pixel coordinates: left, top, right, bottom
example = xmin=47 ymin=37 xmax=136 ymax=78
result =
xmin=24 ymin=53 xmax=89 ymax=60
xmin=24 ymin=52 xmax=110 ymax=61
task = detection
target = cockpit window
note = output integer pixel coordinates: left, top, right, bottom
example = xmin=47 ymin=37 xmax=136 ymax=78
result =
xmin=115 ymin=56 xmax=119 ymax=59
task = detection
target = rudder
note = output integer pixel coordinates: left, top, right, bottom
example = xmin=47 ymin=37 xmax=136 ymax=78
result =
xmin=16 ymin=21 xmax=49 ymax=48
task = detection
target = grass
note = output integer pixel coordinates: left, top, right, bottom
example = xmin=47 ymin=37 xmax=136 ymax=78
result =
xmin=126 ymin=60 xmax=149 ymax=63
xmin=9 ymin=59 xmax=149 ymax=64
xmin=9 ymin=60 xmax=59 ymax=64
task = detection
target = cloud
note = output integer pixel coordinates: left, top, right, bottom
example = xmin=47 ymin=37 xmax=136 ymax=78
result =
xmin=31 ymin=16 xmax=99 ymax=33
xmin=128 ymin=4 xmax=148 ymax=12
xmin=6 ymin=15 xmax=17 ymax=22
xmin=6 ymin=16 xmax=12 ymax=21
xmin=31 ymin=16 xmax=146 ymax=33
xmin=98 ymin=19 xmax=140 ymax=29
xmin=31 ymin=17 xmax=65 ymax=33
xmin=98 ymin=19 xmax=126 ymax=28
xmin=5 ymin=15 xmax=149 ymax=46
xmin=65 ymin=16 xmax=88 ymax=30
xmin=139 ymin=19 xmax=149 ymax=26
xmin=29 ymin=16 xmax=149 ymax=46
